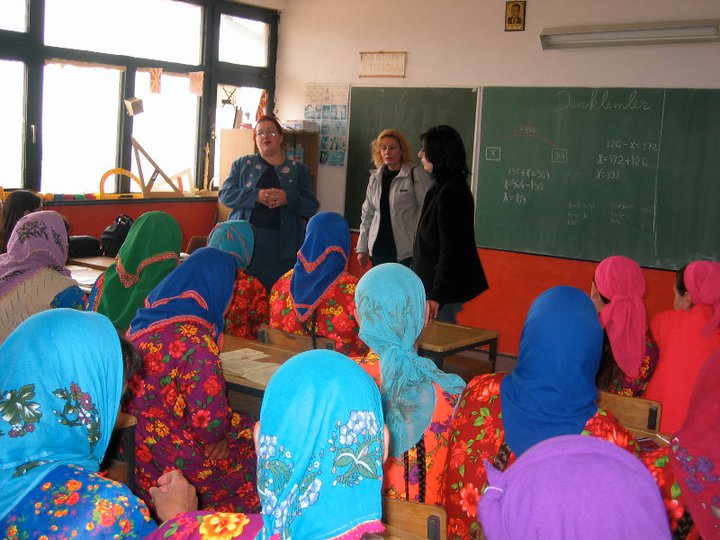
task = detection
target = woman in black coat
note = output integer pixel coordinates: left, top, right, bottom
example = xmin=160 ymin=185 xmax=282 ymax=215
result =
xmin=412 ymin=125 xmax=488 ymax=323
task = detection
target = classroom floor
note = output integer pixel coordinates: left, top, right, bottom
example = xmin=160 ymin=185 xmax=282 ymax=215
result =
xmin=228 ymin=351 xmax=518 ymax=420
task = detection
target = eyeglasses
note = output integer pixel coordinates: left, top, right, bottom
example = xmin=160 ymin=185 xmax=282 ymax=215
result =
xmin=256 ymin=130 xmax=279 ymax=138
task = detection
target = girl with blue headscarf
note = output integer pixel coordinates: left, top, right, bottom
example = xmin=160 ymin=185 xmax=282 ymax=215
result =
xmin=0 ymin=309 xmax=156 ymax=537
xmin=355 ymin=263 xmax=466 ymax=505
xmin=126 ymin=247 xmax=259 ymax=515
xmin=269 ymin=212 xmax=368 ymax=356
xmin=146 ymin=349 xmax=388 ymax=540
xmin=208 ymin=220 xmax=270 ymax=339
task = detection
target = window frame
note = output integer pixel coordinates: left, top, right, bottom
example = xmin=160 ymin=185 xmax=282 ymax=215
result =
xmin=0 ymin=0 xmax=278 ymax=194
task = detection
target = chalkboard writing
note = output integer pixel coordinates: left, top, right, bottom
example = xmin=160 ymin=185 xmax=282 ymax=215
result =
xmin=475 ymin=87 xmax=720 ymax=269
xmin=345 ymin=87 xmax=478 ymax=229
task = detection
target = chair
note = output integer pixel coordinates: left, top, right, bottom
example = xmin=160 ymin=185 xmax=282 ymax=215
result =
xmin=597 ymin=390 xmax=662 ymax=438
xmin=257 ymin=323 xmax=335 ymax=352
xmin=101 ymin=411 xmax=137 ymax=491
xmin=382 ymin=497 xmax=447 ymax=540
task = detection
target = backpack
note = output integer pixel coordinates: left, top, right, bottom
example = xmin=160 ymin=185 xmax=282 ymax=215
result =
xmin=100 ymin=214 xmax=134 ymax=257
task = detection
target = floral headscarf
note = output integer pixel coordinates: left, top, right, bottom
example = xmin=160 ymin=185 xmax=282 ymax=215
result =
xmin=501 ymin=286 xmax=602 ymax=456
xmin=0 ymin=309 xmax=123 ymax=521
xmin=355 ymin=263 xmax=466 ymax=456
xmin=0 ymin=210 xmax=71 ymax=299
xmin=128 ymin=247 xmax=236 ymax=344
xmin=208 ymin=220 xmax=254 ymax=270
xmin=289 ymin=212 xmax=350 ymax=321
xmin=93 ymin=211 xmax=181 ymax=331
xmin=257 ymin=350 xmax=385 ymax=539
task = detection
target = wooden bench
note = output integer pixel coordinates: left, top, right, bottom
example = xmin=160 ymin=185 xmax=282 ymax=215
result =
xmin=257 ymin=323 xmax=335 ymax=352
xmin=381 ymin=497 xmax=446 ymax=540
xmin=597 ymin=391 xmax=666 ymax=443
xmin=102 ymin=412 xmax=137 ymax=491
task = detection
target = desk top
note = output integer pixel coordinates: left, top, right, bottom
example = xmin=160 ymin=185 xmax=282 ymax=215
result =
xmin=221 ymin=335 xmax=296 ymax=393
xmin=67 ymin=264 xmax=103 ymax=293
xmin=67 ymin=255 xmax=116 ymax=270
xmin=418 ymin=321 xmax=499 ymax=353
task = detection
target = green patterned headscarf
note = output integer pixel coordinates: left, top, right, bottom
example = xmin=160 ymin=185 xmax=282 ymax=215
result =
xmin=90 ymin=211 xmax=181 ymax=331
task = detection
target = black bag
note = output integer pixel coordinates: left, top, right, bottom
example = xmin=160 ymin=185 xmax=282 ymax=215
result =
xmin=101 ymin=214 xmax=134 ymax=257
xmin=68 ymin=235 xmax=102 ymax=257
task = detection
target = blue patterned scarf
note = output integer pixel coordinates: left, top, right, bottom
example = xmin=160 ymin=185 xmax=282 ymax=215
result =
xmin=208 ymin=220 xmax=255 ymax=270
xmin=257 ymin=350 xmax=385 ymax=539
xmin=501 ymin=286 xmax=602 ymax=456
xmin=0 ymin=309 xmax=123 ymax=521
xmin=355 ymin=263 xmax=466 ymax=457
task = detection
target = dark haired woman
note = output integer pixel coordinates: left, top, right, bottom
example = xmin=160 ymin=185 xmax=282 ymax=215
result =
xmin=0 ymin=189 xmax=42 ymax=253
xmin=412 ymin=125 xmax=488 ymax=323
xmin=219 ymin=115 xmax=319 ymax=292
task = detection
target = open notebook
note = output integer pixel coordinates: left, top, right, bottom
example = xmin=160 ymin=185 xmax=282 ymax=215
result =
xmin=220 ymin=348 xmax=280 ymax=388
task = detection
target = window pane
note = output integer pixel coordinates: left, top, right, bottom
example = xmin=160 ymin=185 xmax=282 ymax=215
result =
xmin=0 ymin=60 xmax=25 ymax=189
xmin=219 ymin=15 xmax=269 ymax=68
xmin=45 ymin=0 xmax=201 ymax=65
xmin=213 ymin=85 xmax=264 ymax=188
xmin=1 ymin=0 xmax=27 ymax=32
xmin=42 ymin=63 xmax=122 ymax=194
xmin=131 ymin=71 xmax=199 ymax=193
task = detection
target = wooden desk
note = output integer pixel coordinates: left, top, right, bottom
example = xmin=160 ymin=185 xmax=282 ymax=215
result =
xmin=67 ymin=264 xmax=103 ymax=293
xmin=418 ymin=321 xmax=499 ymax=372
xmin=67 ymin=255 xmax=116 ymax=270
xmin=102 ymin=412 xmax=137 ymax=491
xmin=221 ymin=335 xmax=296 ymax=397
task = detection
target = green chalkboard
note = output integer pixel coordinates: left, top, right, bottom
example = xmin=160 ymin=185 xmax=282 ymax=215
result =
xmin=475 ymin=87 xmax=720 ymax=269
xmin=345 ymin=87 xmax=478 ymax=229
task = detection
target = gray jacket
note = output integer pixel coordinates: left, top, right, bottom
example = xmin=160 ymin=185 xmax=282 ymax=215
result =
xmin=357 ymin=163 xmax=431 ymax=261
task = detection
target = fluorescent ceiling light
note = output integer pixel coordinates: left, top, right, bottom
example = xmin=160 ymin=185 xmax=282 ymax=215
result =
xmin=540 ymin=19 xmax=720 ymax=49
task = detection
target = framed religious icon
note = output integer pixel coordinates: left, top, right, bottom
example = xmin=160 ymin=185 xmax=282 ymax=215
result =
xmin=505 ymin=1 xmax=526 ymax=32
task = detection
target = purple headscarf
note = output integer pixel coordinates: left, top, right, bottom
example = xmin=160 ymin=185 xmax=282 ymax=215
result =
xmin=0 ymin=210 xmax=70 ymax=299
xmin=479 ymin=435 xmax=671 ymax=540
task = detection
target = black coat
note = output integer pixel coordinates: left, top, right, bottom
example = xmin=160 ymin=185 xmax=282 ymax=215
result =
xmin=412 ymin=177 xmax=488 ymax=305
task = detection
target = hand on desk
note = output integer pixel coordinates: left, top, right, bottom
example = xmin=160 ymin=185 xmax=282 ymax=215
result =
xmin=150 ymin=469 xmax=198 ymax=522
xmin=425 ymin=300 xmax=439 ymax=325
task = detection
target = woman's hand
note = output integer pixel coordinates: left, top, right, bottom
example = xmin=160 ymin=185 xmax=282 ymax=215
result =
xmin=150 ymin=469 xmax=198 ymax=522
xmin=357 ymin=252 xmax=370 ymax=269
xmin=258 ymin=188 xmax=287 ymax=209
xmin=204 ymin=438 xmax=230 ymax=461
xmin=425 ymin=300 xmax=440 ymax=325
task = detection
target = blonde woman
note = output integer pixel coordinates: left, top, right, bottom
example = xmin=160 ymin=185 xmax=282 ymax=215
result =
xmin=356 ymin=128 xmax=431 ymax=269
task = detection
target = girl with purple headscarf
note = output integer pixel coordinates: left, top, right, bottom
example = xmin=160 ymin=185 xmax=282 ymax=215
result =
xmin=0 ymin=210 xmax=85 ymax=344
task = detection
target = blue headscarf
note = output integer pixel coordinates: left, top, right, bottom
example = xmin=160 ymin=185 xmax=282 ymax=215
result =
xmin=355 ymin=264 xmax=466 ymax=457
xmin=0 ymin=309 xmax=123 ymax=521
xmin=257 ymin=350 xmax=385 ymax=539
xmin=289 ymin=212 xmax=350 ymax=321
xmin=208 ymin=220 xmax=254 ymax=270
xmin=129 ymin=247 xmax=236 ymax=341
xmin=500 ymin=286 xmax=602 ymax=456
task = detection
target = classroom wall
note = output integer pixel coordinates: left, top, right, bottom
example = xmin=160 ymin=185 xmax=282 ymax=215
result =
xmin=265 ymin=0 xmax=719 ymax=355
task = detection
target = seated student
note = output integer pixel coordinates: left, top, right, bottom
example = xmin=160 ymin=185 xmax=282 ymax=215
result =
xmin=87 ymin=211 xmax=182 ymax=331
xmin=207 ymin=220 xmax=269 ymax=339
xmin=671 ymin=349 xmax=720 ymax=539
xmin=145 ymin=349 xmax=388 ymax=540
xmin=0 ymin=189 xmax=42 ymax=253
xmin=0 ymin=210 xmax=85 ymax=344
xmin=478 ymin=435 xmax=671 ymax=540
xmin=125 ymin=247 xmax=258 ymax=514
xmin=0 ymin=309 xmax=158 ymax=537
xmin=591 ymin=255 xmax=658 ymax=396
xmin=442 ymin=286 xmax=686 ymax=540
xmin=645 ymin=261 xmax=720 ymax=433
xmin=269 ymin=211 xmax=368 ymax=356
xmin=354 ymin=263 xmax=465 ymax=505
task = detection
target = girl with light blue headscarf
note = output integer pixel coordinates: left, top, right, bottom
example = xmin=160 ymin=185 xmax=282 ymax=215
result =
xmin=0 ymin=309 xmax=157 ymax=537
xmin=208 ymin=220 xmax=270 ymax=338
xmin=355 ymin=263 xmax=466 ymax=505
xmin=146 ymin=349 xmax=388 ymax=540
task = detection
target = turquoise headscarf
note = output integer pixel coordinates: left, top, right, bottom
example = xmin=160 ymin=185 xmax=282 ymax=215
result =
xmin=0 ymin=309 xmax=123 ymax=521
xmin=208 ymin=220 xmax=255 ymax=270
xmin=257 ymin=350 xmax=385 ymax=539
xmin=355 ymin=263 xmax=466 ymax=457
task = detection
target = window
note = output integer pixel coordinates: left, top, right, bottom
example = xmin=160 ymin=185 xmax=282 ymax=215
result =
xmin=0 ymin=60 xmax=24 ymax=188
xmin=130 ymin=71 xmax=200 ymax=193
xmin=41 ymin=62 xmax=123 ymax=194
xmin=219 ymin=15 xmax=270 ymax=68
xmin=45 ymin=0 xmax=202 ymax=65
xmin=1 ymin=0 xmax=26 ymax=33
